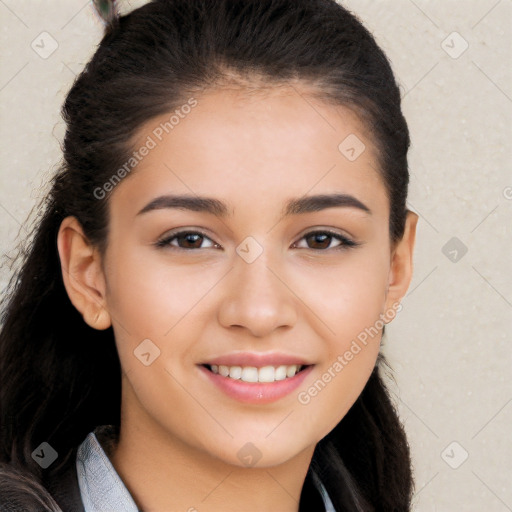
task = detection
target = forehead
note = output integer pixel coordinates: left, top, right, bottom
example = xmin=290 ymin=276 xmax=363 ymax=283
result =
xmin=114 ymin=85 xmax=387 ymax=218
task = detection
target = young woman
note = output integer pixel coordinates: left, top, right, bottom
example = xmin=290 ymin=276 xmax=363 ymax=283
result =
xmin=0 ymin=0 xmax=419 ymax=510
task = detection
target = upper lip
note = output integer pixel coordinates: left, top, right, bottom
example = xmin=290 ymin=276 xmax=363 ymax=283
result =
xmin=201 ymin=352 xmax=312 ymax=367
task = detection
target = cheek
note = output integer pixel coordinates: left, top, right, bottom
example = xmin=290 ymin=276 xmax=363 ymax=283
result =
xmin=105 ymin=247 xmax=206 ymax=334
xmin=296 ymin=342 xmax=380 ymax=446
xmin=294 ymin=295 xmax=384 ymax=445
xmin=320 ymin=260 xmax=387 ymax=378
xmin=104 ymin=248 xmax=222 ymax=383
xmin=290 ymin=253 xmax=387 ymax=437
xmin=291 ymin=249 xmax=389 ymax=339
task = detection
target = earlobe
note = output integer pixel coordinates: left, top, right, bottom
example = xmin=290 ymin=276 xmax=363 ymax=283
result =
xmin=57 ymin=216 xmax=112 ymax=330
xmin=384 ymin=211 xmax=419 ymax=318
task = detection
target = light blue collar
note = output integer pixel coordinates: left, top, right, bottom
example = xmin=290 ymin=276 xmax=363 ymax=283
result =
xmin=76 ymin=425 xmax=335 ymax=512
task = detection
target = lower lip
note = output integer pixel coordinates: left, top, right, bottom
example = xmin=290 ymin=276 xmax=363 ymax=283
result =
xmin=199 ymin=365 xmax=314 ymax=404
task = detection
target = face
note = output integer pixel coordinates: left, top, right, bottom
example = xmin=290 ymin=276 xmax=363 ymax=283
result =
xmin=71 ymin=85 xmax=413 ymax=468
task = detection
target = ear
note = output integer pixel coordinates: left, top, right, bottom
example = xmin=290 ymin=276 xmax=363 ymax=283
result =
xmin=384 ymin=210 xmax=419 ymax=319
xmin=57 ymin=216 xmax=112 ymax=330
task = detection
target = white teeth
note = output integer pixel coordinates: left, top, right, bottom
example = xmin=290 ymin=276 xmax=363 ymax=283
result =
xmin=258 ymin=366 xmax=275 ymax=383
xmin=286 ymin=365 xmax=298 ymax=378
xmin=208 ymin=364 xmax=303 ymax=382
xmin=229 ymin=366 xmax=242 ymax=379
xmin=241 ymin=367 xmax=259 ymax=382
xmin=274 ymin=365 xmax=287 ymax=381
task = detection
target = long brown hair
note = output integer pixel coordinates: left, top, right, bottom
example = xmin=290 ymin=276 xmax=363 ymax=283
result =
xmin=0 ymin=1 xmax=414 ymax=510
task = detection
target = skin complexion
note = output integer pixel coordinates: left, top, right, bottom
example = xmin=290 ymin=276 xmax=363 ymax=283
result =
xmin=57 ymin=85 xmax=418 ymax=512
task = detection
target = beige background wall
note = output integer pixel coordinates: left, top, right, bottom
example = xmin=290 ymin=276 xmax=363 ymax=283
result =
xmin=1 ymin=1 xmax=511 ymax=510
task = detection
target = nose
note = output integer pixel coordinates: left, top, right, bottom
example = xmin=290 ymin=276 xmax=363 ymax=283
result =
xmin=217 ymin=247 xmax=298 ymax=338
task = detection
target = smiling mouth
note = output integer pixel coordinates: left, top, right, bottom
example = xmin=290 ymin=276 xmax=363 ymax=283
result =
xmin=203 ymin=364 xmax=309 ymax=383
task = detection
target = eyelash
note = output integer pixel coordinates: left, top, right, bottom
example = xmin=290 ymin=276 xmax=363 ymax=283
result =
xmin=155 ymin=229 xmax=360 ymax=252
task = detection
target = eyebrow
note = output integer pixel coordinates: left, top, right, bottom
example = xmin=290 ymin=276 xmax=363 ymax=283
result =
xmin=136 ymin=193 xmax=372 ymax=218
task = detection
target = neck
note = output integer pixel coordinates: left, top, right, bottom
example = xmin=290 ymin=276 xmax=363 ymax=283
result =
xmin=109 ymin=388 xmax=317 ymax=512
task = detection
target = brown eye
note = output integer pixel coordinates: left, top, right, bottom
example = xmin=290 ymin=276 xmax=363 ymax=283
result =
xmin=175 ymin=233 xmax=205 ymax=249
xmin=305 ymin=232 xmax=338 ymax=250
xmin=293 ymin=230 xmax=358 ymax=251
xmin=156 ymin=231 xmax=218 ymax=250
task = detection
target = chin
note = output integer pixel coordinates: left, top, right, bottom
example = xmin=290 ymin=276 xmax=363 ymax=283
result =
xmin=204 ymin=435 xmax=312 ymax=469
